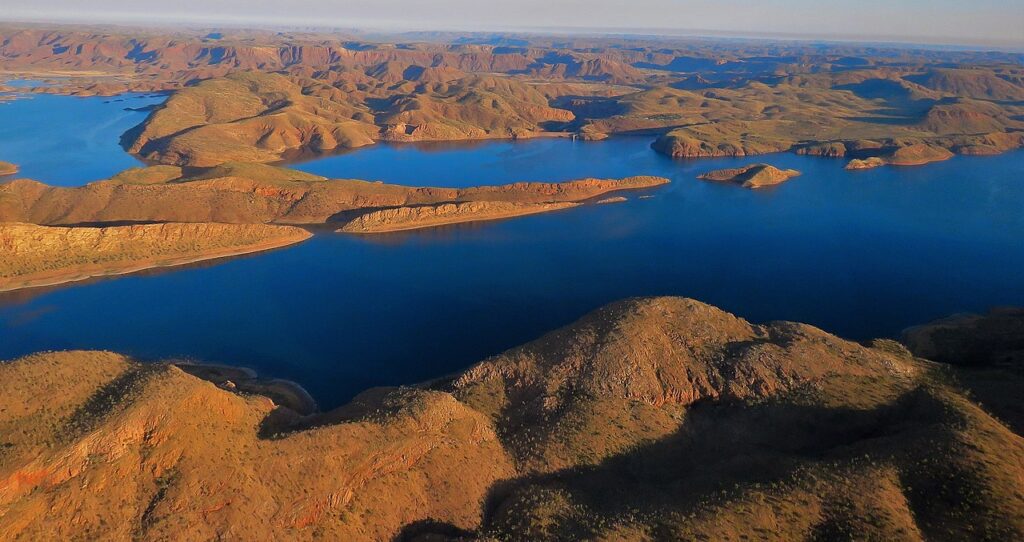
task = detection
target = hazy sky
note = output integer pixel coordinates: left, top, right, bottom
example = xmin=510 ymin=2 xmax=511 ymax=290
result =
xmin=4 ymin=0 xmax=1023 ymax=47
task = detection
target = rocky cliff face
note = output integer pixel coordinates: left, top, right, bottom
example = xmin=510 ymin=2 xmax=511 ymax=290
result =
xmin=1 ymin=297 xmax=1021 ymax=540
xmin=0 ymin=222 xmax=311 ymax=291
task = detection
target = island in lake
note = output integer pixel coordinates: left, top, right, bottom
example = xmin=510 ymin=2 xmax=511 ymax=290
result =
xmin=698 ymin=163 xmax=801 ymax=188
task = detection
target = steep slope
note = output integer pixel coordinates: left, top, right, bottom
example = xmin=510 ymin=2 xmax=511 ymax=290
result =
xmin=903 ymin=308 xmax=1024 ymax=434
xmin=2 ymin=298 xmax=1021 ymax=540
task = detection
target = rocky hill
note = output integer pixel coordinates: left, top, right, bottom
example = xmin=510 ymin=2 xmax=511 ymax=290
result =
xmin=697 ymin=164 xmax=801 ymax=188
xmin=845 ymin=143 xmax=955 ymax=170
xmin=125 ymin=72 xmax=577 ymax=165
xmin=1 ymin=297 xmax=1021 ymax=540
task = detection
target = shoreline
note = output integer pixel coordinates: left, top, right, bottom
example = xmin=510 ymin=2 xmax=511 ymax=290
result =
xmin=174 ymin=361 xmax=319 ymax=415
xmin=0 ymin=229 xmax=312 ymax=293
xmin=338 ymin=201 xmax=582 ymax=234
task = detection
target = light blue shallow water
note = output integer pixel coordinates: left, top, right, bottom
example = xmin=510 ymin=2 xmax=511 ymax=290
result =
xmin=0 ymin=90 xmax=165 ymax=185
xmin=1 ymin=94 xmax=1023 ymax=409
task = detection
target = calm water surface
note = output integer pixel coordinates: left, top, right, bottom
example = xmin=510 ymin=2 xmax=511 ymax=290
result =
xmin=1 ymin=95 xmax=1023 ymax=409
xmin=0 ymin=90 xmax=164 ymax=185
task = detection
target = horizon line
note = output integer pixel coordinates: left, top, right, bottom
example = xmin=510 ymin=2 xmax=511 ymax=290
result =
xmin=2 ymin=14 xmax=1023 ymax=53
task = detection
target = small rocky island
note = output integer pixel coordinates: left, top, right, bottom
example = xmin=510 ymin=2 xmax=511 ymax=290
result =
xmin=846 ymin=143 xmax=955 ymax=170
xmin=0 ymin=161 xmax=18 ymax=176
xmin=697 ymin=164 xmax=801 ymax=189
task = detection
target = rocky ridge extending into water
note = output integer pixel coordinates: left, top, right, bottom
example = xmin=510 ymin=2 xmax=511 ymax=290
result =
xmin=338 ymin=200 xmax=580 ymax=233
xmin=0 ymin=165 xmax=669 ymax=227
xmin=338 ymin=176 xmax=666 ymax=233
xmin=0 ymin=221 xmax=312 ymax=291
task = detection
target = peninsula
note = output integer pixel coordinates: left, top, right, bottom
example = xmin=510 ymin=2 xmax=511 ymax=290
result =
xmin=0 ymin=166 xmax=668 ymax=227
xmin=0 ymin=222 xmax=312 ymax=291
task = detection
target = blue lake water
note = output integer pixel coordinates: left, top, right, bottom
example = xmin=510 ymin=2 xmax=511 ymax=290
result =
xmin=0 ymin=91 xmax=165 ymax=185
xmin=1 ymin=94 xmax=1023 ymax=409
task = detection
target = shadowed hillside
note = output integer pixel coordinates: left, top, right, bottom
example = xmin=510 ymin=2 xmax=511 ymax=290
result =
xmin=1 ymin=297 xmax=1021 ymax=540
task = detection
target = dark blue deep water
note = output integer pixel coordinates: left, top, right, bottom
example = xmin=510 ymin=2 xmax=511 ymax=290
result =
xmin=1 ymin=94 xmax=1023 ymax=409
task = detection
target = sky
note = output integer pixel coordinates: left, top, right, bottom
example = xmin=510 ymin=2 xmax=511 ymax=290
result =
xmin=3 ymin=0 xmax=1023 ymax=47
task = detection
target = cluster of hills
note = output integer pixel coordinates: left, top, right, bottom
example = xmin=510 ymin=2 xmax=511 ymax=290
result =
xmin=3 ymin=25 xmax=1023 ymax=168
xmin=1 ymin=25 xmax=1023 ymax=539
xmin=0 ymin=297 xmax=1021 ymax=539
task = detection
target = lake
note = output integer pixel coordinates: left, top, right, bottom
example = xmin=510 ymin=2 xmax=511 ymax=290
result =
xmin=1 ymin=93 xmax=1023 ymax=409
xmin=0 ymin=89 xmax=165 ymax=185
